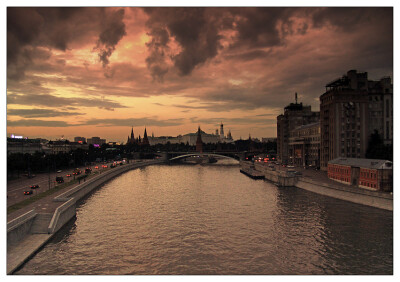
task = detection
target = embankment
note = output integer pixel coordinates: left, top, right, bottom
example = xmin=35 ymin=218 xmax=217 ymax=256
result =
xmin=7 ymin=159 xmax=164 ymax=274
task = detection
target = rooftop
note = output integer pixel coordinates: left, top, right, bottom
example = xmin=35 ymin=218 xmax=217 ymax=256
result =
xmin=329 ymin=158 xmax=392 ymax=169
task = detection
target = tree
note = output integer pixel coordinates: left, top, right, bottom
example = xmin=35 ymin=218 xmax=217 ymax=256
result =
xmin=366 ymin=130 xmax=392 ymax=160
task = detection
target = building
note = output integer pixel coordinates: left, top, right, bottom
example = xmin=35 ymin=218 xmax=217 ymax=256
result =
xmin=74 ymin=136 xmax=86 ymax=143
xmin=367 ymin=77 xmax=393 ymax=145
xmin=328 ymin=158 xmax=392 ymax=191
xmin=320 ymin=70 xmax=393 ymax=170
xmin=220 ymin=122 xmax=224 ymax=139
xmin=87 ymin=137 xmax=106 ymax=146
xmin=7 ymin=137 xmax=43 ymax=155
xmin=196 ymin=126 xmax=203 ymax=153
xmin=127 ymin=127 xmax=135 ymax=144
xmin=182 ymin=129 xmax=220 ymax=146
xmin=288 ymin=122 xmax=320 ymax=167
xmin=261 ymin=137 xmax=277 ymax=143
xmin=277 ymin=93 xmax=319 ymax=164
xmin=142 ymin=128 xmax=150 ymax=146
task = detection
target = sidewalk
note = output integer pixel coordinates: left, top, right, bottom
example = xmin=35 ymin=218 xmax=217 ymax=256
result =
xmin=267 ymin=163 xmax=392 ymax=199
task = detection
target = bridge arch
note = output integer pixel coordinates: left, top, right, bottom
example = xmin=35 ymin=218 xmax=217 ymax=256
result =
xmin=168 ymin=153 xmax=240 ymax=162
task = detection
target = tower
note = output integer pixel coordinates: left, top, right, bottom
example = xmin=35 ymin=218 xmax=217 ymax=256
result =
xmin=196 ymin=126 xmax=203 ymax=153
xmin=142 ymin=127 xmax=149 ymax=145
xmin=127 ymin=127 xmax=135 ymax=144
xmin=220 ymin=122 xmax=224 ymax=139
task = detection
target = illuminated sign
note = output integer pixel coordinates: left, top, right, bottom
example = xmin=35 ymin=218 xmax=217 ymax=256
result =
xmin=78 ymin=141 xmax=83 ymax=144
xmin=10 ymin=134 xmax=23 ymax=139
xmin=93 ymin=144 xmax=100 ymax=148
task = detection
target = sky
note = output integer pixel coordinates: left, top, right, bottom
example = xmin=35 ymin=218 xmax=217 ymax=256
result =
xmin=5 ymin=5 xmax=393 ymax=143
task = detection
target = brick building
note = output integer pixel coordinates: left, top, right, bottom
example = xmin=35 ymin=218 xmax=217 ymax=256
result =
xmin=328 ymin=158 xmax=393 ymax=191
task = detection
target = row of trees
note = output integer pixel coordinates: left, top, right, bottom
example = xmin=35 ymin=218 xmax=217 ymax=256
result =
xmin=7 ymin=140 xmax=277 ymax=179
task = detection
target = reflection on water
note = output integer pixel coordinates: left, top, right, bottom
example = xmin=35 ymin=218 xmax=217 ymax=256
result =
xmin=15 ymin=164 xmax=392 ymax=275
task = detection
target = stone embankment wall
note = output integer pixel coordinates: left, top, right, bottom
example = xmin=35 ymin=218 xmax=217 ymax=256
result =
xmin=253 ymin=162 xmax=297 ymax=187
xmin=252 ymin=162 xmax=392 ymax=211
xmin=7 ymin=160 xmax=165 ymax=246
xmin=7 ymin=210 xmax=37 ymax=247
xmin=296 ymin=178 xmax=393 ymax=211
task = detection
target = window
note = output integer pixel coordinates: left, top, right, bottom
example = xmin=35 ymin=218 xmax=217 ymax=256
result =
xmin=386 ymin=99 xmax=390 ymax=118
xmin=386 ymin=121 xmax=390 ymax=140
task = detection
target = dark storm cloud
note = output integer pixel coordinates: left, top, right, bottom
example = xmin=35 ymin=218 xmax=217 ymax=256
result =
xmin=81 ymin=117 xmax=185 ymax=127
xmin=7 ymin=7 xmax=126 ymax=80
xmin=311 ymin=7 xmax=392 ymax=31
xmin=7 ymin=7 xmax=86 ymax=79
xmin=227 ymin=7 xmax=291 ymax=49
xmin=144 ymin=7 xmax=222 ymax=78
xmin=94 ymin=8 xmax=127 ymax=69
xmin=8 ymin=93 xmax=128 ymax=111
xmin=7 ymin=108 xmax=84 ymax=118
xmin=142 ymin=7 xmax=314 ymax=78
xmin=145 ymin=27 xmax=170 ymax=81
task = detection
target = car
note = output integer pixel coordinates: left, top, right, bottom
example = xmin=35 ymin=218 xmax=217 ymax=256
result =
xmin=85 ymin=168 xmax=92 ymax=174
xmin=66 ymin=173 xmax=72 ymax=177
xmin=56 ymin=176 xmax=64 ymax=183
xmin=57 ymin=170 xmax=62 ymax=173
xmin=30 ymin=184 xmax=40 ymax=189
xmin=95 ymin=166 xmax=99 ymax=169
xmin=24 ymin=190 xmax=33 ymax=195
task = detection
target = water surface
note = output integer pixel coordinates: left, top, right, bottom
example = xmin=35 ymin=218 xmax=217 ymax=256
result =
xmin=15 ymin=163 xmax=393 ymax=274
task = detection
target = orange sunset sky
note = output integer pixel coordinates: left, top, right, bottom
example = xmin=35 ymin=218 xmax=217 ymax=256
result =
xmin=6 ymin=5 xmax=393 ymax=143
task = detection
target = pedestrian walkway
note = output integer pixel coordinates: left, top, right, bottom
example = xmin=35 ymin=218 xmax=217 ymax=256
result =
xmin=296 ymin=166 xmax=392 ymax=199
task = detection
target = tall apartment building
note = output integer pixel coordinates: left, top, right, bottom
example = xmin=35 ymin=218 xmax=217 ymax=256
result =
xmin=367 ymin=77 xmax=393 ymax=146
xmin=288 ymin=122 xmax=320 ymax=167
xmin=277 ymin=94 xmax=319 ymax=164
xmin=319 ymin=70 xmax=393 ymax=170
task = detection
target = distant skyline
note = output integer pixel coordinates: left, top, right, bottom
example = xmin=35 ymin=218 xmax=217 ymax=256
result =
xmin=6 ymin=6 xmax=393 ymax=142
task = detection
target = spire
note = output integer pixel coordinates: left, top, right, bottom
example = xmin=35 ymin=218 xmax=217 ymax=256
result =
xmin=142 ymin=127 xmax=149 ymax=145
xmin=196 ymin=126 xmax=203 ymax=153
xmin=295 ymin=92 xmax=298 ymax=104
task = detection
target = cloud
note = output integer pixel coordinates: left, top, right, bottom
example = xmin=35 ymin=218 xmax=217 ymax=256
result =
xmin=80 ymin=117 xmax=186 ymax=127
xmin=7 ymin=7 xmax=127 ymax=80
xmin=144 ymin=8 xmax=222 ymax=78
xmin=94 ymin=8 xmax=127 ymax=70
xmin=7 ymin=119 xmax=72 ymax=127
xmin=190 ymin=116 xmax=276 ymax=126
xmin=7 ymin=108 xmax=84 ymax=118
xmin=8 ymin=93 xmax=128 ymax=110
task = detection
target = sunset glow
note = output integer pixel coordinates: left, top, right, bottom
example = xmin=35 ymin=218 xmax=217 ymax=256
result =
xmin=7 ymin=6 xmax=393 ymax=143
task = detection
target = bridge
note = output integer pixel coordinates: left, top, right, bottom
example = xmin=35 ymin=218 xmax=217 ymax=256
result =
xmin=155 ymin=151 xmax=256 ymax=162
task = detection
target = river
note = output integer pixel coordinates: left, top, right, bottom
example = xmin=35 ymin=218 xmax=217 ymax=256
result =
xmin=15 ymin=162 xmax=393 ymax=274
